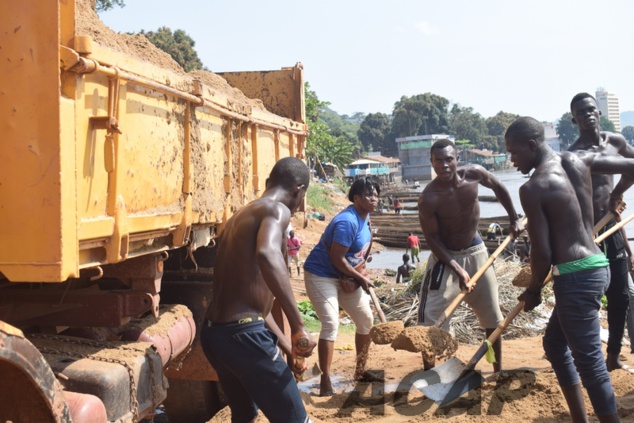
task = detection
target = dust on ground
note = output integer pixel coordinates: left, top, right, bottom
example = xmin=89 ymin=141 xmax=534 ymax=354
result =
xmin=208 ymin=331 xmax=634 ymax=422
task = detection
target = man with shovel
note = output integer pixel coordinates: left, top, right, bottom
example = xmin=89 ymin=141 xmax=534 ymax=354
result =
xmin=505 ymin=116 xmax=634 ymax=423
xmin=567 ymin=92 xmax=634 ymax=375
xmin=201 ymin=157 xmax=316 ymax=423
xmin=417 ymin=139 xmax=524 ymax=372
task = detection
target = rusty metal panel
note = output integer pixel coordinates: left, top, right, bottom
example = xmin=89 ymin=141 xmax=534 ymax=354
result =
xmin=218 ymin=64 xmax=305 ymax=123
xmin=0 ymin=0 xmax=79 ymax=282
xmin=0 ymin=2 xmax=306 ymax=283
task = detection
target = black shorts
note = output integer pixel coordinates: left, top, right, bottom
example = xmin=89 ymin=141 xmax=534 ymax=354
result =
xmin=200 ymin=321 xmax=309 ymax=423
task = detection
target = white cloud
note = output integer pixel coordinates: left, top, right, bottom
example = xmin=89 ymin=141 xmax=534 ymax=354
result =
xmin=414 ymin=21 xmax=434 ymax=36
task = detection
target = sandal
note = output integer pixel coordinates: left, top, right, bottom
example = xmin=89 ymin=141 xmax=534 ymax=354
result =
xmin=354 ymin=370 xmax=385 ymax=383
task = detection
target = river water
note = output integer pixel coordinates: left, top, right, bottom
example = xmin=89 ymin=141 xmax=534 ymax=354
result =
xmin=367 ymin=169 xmax=634 ymax=271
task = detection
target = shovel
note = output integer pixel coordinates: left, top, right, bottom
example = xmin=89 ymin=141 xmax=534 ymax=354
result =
xmin=294 ymin=337 xmax=321 ymax=382
xmin=421 ymin=211 xmax=632 ymax=406
xmin=433 ymin=219 xmax=527 ymax=329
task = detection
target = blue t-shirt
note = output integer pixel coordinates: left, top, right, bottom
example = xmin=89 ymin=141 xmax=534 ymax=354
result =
xmin=304 ymin=205 xmax=371 ymax=278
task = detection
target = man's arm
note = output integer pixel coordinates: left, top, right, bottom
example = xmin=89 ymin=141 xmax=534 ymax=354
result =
xmin=474 ymin=167 xmax=524 ymax=237
xmin=418 ymin=192 xmax=472 ymax=290
xmin=587 ymin=154 xmax=634 ymax=213
xmin=256 ymin=207 xmax=315 ymax=358
xmin=517 ymin=186 xmax=552 ymax=311
xmin=395 ymin=268 xmax=402 ymax=284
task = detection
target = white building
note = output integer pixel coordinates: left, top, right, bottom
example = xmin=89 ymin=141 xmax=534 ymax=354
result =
xmin=596 ymin=88 xmax=621 ymax=132
xmin=543 ymin=122 xmax=561 ymax=152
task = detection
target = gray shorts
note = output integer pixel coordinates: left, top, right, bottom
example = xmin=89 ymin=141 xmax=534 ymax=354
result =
xmin=417 ymin=243 xmax=503 ymax=330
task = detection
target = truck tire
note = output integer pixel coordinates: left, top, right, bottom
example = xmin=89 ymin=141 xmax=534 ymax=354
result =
xmin=163 ymin=379 xmax=224 ymax=423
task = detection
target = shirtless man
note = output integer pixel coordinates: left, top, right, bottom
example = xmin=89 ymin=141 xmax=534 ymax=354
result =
xmin=201 ymin=157 xmax=316 ymax=423
xmin=417 ymin=139 xmax=524 ymax=371
xmin=567 ymin=92 xmax=634 ymax=374
xmin=505 ymin=116 xmax=634 ymax=423
xmin=395 ymin=254 xmax=416 ymax=284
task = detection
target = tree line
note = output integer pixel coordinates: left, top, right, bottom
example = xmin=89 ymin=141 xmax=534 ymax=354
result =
xmin=96 ymin=0 xmax=634 ymax=171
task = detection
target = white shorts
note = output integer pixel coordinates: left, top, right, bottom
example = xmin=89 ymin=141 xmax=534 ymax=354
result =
xmin=304 ymin=270 xmax=373 ymax=341
xmin=288 ymin=254 xmax=300 ymax=266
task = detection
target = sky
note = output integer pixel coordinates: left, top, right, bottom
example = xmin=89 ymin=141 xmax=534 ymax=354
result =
xmin=100 ymin=0 xmax=634 ymax=124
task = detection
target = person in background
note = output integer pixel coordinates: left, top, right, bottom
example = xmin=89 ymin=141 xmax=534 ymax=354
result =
xmin=393 ymin=196 xmax=402 ymax=215
xmin=567 ymin=92 xmax=634 ymax=374
xmin=287 ymin=230 xmax=302 ymax=277
xmin=406 ymin=232 xmax=421 ymax=263
xmin=396 ymin=254 xmax=416 ymax=284
xmin=303 ymin=178 xmax=383 ymax=396
xmin=486 ymin=221 xmax=502 ymax=241
xmin=377 ymin=198 xmax=385 ymax=214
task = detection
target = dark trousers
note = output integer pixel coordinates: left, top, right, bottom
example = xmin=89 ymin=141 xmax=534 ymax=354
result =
xmin=606 ymin=257 xmax=629 ymax=354
xmin=543 ymin=267 xmax=617 ymax=416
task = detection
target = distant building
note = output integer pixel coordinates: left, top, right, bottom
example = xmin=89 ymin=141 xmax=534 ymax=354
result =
xmin=596 ymin=88 xmax=621 ymax=132
xmin=396 ymin=134 xmax=455 ymax=181
xmin=343 ymin=153 xmax=401 ymax=185
xmin=462 ymin=149 xmax=507 ymax=170
xmin=543 ymin=122 xmax=562 ymax=152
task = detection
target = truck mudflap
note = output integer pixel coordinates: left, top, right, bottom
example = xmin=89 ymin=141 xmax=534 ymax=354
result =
xmin=120 ymin=304 xmax=196 ymax=367
xmin=0 ymin=322 xmax=71 ymax=422
xmin=26 ymin=304 xmax=195 ymax=422
xmin=30 ymin=334 xmax=166 ymax=422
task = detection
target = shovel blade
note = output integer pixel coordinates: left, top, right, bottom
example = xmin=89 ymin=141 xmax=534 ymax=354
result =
xmin=421 ymin=370 xmax=483 ymax=406
xmin=412 ymin=357 xmax=465 ymax=390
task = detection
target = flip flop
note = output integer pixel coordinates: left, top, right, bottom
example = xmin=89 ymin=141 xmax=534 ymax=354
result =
xmin=354 ymin=370 xmax=385 ymax=383
xmin=619 ymin=364 xmax=634 ymax=374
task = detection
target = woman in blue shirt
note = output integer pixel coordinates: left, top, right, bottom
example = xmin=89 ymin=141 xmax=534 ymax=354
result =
xmin=304 ymin=178 xmax=383 ymax=396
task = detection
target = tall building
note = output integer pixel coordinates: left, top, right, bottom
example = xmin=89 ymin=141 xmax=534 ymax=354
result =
xmin=596 ymin=88 xmax=621 ymax=132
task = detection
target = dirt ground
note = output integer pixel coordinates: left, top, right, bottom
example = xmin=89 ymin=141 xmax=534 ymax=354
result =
xmin=209 ymin=292 xmax=634 ymax=422
xmin=208 ymin=186 xmax=634 ymax=422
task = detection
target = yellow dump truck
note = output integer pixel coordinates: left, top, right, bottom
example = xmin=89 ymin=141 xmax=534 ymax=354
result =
xmin=0 ymin=1 xmax=307 ymax=422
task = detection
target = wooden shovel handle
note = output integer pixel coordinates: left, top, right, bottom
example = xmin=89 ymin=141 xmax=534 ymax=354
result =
xmin=593 ymin=212 xmax=615 ymax=236
xmin=462 ymin=300 xmax=525 ymax=371
xmin=594 ymin=212 xmax=634 ymax=243
xmin=369 ymin=287 xmax=387 ymax=323
xmin=434 ymin=217 xmax=528 ymax=328
xmin=461 ymin=211 xmax=631 ymax=374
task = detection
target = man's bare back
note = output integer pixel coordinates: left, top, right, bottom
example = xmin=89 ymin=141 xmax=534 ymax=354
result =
xmin=519 ymin=152 xmax=598 ymax=267
xmin=208 ymin=198 xmax=290 ymax=322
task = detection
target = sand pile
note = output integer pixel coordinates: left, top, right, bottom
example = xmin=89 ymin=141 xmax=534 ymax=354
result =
xmin=75 ymin=0 xmax=265 ymax=112
xmin=370 ymin=321 xmax=404 ymax=345
xmin=511 ymin=265 xmax=531 ymax=287
xmin=391 ymin=326 xmax=459 ymax=368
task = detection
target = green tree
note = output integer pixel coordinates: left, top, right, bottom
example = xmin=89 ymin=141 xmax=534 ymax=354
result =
xmin=305 ymin=83 xmax=354 ymax=172
xmin=320 ymin=107 xmax=361 ymax=143
xmin=95 ymin=0 xmax=125 ymax=12
xmin=486 ymin=111 xmax=520 ymax=151
xmin=142 ymin=27 xmax=203 ymax=72
xmin=391 ymin=93 xmax=450 ymax=138
xmin=600 ymin=116 xmax=616 ymax=132
xmin=358 ymin=113 xmax=391 ymax=155
xmin=622 ymin=126 xmax=634 ymax=144
xmin=449 ymin=105 xmax=488 ymax=149
xmin=556 ymin=112 xmax=579 ymax=149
